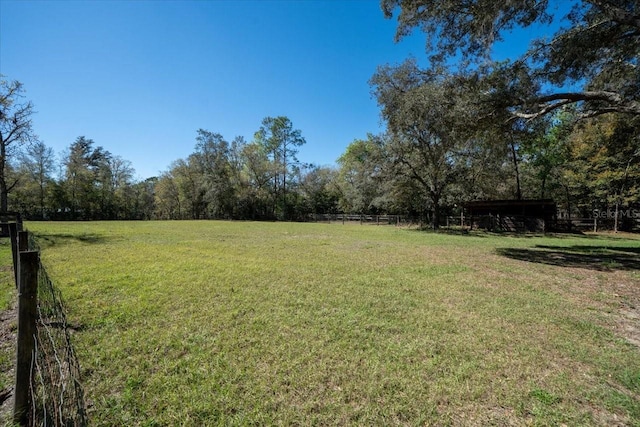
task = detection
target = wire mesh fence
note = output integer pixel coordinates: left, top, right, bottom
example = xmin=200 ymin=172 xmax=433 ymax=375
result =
xmin=25 ymin=233 xmax=88 ymax=426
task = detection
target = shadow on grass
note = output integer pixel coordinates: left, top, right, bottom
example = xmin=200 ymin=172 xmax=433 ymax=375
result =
xmin=496 ymin=245 xmax=640 ymax=271
xmin=535 ymin=245 xmax=640 ymax=255
xmin=34 ymin=233 xmax=109 ymax=248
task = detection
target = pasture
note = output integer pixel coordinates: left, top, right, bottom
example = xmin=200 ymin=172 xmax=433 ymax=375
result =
xmin=19 ymin=221 xmax=640 ymax=425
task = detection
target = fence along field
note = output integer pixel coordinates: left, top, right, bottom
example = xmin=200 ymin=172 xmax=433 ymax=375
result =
xmin=22 ymin=220 xmax=640 ymax=425
xmin=310 ymin=213 xmax=640 ymax=232
xmin=3 ymin=217 xmax=87 ymax=426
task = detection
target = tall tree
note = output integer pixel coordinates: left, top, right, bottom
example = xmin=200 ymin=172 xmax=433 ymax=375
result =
xmin=520 ymin=110 xmax=575 ymax=202
xmin=107 ymin=155 xmax=135 ymax=219
xmin=381 ymin=0 xmax=640 ymax=119
xmin=239 ymin=142 xmax=272 ymax=219
xmin=0 ymin=77 xmax=35 ymax=212
xmin=254 ymin=116 xmax=306 ymax=219
xmin=193 ymin=130 xmax=235 ymax=219
xmin=450 ymin=133 xmax=514 ymax=202
xmin=299 ymin=165 xmax=340 ymax=214
xmin=567 ymin=114 xmax=640 ymax=231
xmin=154 ymin=170 xmax=183 ymax=219
xmin=17 ymin=141 xmax=55 ymax=218
xmin=173 ymin=157 xmax=206 ymax=219
xmin=371 ymin=61 xmax=476 ymax=228
xmin=131 ymin=177 xmax=157 ymax=220
xmin=336 ymin=135 xmax=387 ymax=214
xmin=62 ymin=137 xmax=109 ymax=219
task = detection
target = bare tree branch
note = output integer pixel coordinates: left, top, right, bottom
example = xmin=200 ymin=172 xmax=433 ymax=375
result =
xmin=513 ymin=91 xmax=640 ymax=120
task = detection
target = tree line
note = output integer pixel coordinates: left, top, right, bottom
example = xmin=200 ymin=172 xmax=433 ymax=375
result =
xmin=1 ymin=1 xmax=638 ymax=229
xmin=2 ymin=96 xmax=639 ymax=230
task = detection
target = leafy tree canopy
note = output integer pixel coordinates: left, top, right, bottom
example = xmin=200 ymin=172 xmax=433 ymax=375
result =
xmin=381 ymin=0 xmax=640 ymax=119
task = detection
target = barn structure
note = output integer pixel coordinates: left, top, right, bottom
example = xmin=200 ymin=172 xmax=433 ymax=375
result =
xmin=463 ymin=199 xmax=557 ymax=232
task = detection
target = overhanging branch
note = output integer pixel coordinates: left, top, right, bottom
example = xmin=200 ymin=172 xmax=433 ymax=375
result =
xmin=512 ymin=90 xmax=640 ymax=120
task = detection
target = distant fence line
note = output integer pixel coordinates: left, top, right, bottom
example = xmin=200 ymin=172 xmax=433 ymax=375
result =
xmin=554 ymin=217 xmax=640 ymax=232
xmin=443 ymin=215 xmax=640 ymax=233
xmin=310 ymin=212 xmax=640 ymax=232
xmin=7 ymin=218 xmax=87 ymax=426
xmin=307 ymin=214 xmax=419 ymax=225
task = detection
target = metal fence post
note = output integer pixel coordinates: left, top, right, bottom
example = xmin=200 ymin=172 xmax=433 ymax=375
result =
xmin=14 ymin=250 xmax=39 ymax=426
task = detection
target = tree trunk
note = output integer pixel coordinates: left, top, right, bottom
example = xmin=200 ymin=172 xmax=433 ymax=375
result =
xmin=564 ymin=185 xmax=572 ymax=232
xmin=282 ymin=146 xmax=287 ymax=221
xmin=509 ymin=137 xmax=522 ymax=200
xmin=39 ymin=179 xmax=45 ymax=219
xmin=430 ymin=192 xmax=441 ymax=230
xmin=0 ymin=182 xmax=7 ymax=213
xmin=0 ymin=141 xmax=7 ymax=212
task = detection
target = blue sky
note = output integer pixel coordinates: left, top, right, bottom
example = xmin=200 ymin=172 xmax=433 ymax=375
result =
xmin=0 ymin=0 xmax=560 ymax=180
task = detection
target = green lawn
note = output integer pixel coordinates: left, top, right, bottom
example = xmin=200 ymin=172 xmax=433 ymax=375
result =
xmin=24 ymin=221 xmax=640 ymax=426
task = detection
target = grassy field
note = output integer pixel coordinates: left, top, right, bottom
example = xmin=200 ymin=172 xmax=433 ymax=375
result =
xmin=20 ymin=221 xmax=640 ymax=425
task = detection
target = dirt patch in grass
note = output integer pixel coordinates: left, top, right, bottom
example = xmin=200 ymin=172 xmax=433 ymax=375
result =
xmin=495 ymin=237 xmax=640 ymax=351
xmin=618 ymin=306 xmax=640 ymax=348
xmin=608 ymin=270 xmax=640 ymax=349
xmin=559 ymin=267 xmax=640 ymax=350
